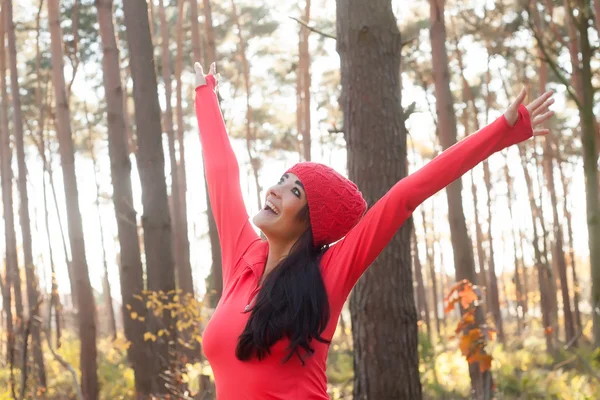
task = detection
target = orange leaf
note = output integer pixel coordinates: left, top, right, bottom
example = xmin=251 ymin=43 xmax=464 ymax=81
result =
xmin=458 ymin=285 xmax=478 ymax=309
xmin=478 ymin=353 xmax=492 ymax=372
xmin=467 ymin=349 xmax=493 ymax=372
xmin=444 ymin=298 xmax=459 ymax=314
xmin=544 ymin=326 xmax=553 ymax=336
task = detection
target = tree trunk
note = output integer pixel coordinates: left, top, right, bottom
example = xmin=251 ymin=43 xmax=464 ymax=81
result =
xmin=482 ymin=159 xmax=504 ymax=343
xmin=202 ymin=0 xmax=217 ymax=63
xmin=429 ymin=2 xmax=490 ymax=394
xmin=575 ymin=0 xmax=600 ymax=346
xmin=230 ymin=0 xmax=263 ymax=211
xmin=83 ymin=101 xmax=117 ymax=340
xmin=0 ymin=3 xmax=17 ymax=366
xmin=5 ymin=0 xmax=46 ymax=384
xmin=297 ymin=0 xmax=311 ymax=161
xmin=192 ymin=0 xmax=223 ymax=307
xmin=158 ymin=0 xmax=194 ymax=296
xmin=542 ymin=137 xmax=575 ymax=343
xmin=122 ymin=0 xmax=178 ymax=392
xmin=337 ymin=0 xmax=421 ymax=398
xmin=0 ymin=13 xmax=23 ymax=327
xmin=557 ymin=158 xmax=582 ymax=332
xmin=503 ymin=156 xmax=525 ymax=334
xmin=174 ymin=0 xmax=194 ymax=297
xmin=47 ymin=0 xmax=98 ymax=398
xmin=412 ymin=227 xmax=431 ymax=341
xmin=533 ymin=153 xmax=559 ymax=339
xmin=518 ymin=145 xmax=555 ymax=354
xmin=421 ymin=208 xmax=440 ymax=339
xmin=95 ymin=0 xmax=153 ymax=394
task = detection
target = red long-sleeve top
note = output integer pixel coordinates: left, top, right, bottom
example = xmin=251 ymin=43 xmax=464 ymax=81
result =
xmin=195 ymin=76 xmax=532 ymax=400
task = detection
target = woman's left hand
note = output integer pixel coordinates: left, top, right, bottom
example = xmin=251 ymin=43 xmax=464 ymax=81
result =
xmin=504 ymin=87 xmax=555 ymax=135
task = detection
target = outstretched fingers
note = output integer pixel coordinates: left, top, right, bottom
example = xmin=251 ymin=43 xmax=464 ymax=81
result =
xmin=532 ymin=110 xmax=555 ymax=127
xmin=527 ymin=90 xmax=553 ymax=115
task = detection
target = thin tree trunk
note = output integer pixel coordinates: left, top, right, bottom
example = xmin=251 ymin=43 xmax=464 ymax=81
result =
xmin=337 ymin=0 xmax=421 ymax=398
xmin=503 ymin=156 xmax=524 ymax=334
xmin=574 ymin=0 xmax=600 ymax=346
xmin=83 ymin=100 xmax=117 ymax=340
xmin=557 ymin=158 xmax=582 ymax=332
xmin=175 ymin=0 xmax=193 ymax=296
xmin=0 ymin=10 xmax=23 ymax=326
xmin=297 ymin=0 xmax=311 ymax=160
xmin=158 ymin=0 xmax=193 ymax=295
xmin=0 ymin=3 xmax=16 ymax=367
xmin=429 ymin=1 xmax=487 ymax=394
xmin=543 ymin=137 xmax=575 ymax=343
xmin=122 ymin=0 xmax=178 ymax=392
xmin=230 ymin=0 xmax=262 ymax=211
xmin=41 ymin=132 xmax=62 ymax=349
xmin=534 ymin=153 xmax=559 ymax=339
xmin=519 ymin=145 xmax=555 ymax=354
xmin=481 ymin=58 xmax=504 ymax=344
xmin=412 ymin=227 xmax=431 ymax=341
xmin=192 ymin=0 xmax=223 ymax=307
xmin=95 ymin=0 xmax=152 ymax=394
xmin=421 ymin=207 xmax=440 ymax=339
xmin=6 ymin=0 xmax=47 ymax=385
xmin=202 ymin=0 xmax=217 ymax=63
xmin=47 ymin=0 xmax=98 ymax=398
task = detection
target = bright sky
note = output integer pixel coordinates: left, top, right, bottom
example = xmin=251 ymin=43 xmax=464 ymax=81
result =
xmin=0 ymin=0 xmax=590 ymax=308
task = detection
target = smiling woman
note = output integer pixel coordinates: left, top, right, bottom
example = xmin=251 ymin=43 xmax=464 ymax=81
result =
xmin=193 ymin=62 xmax=554 ymax=400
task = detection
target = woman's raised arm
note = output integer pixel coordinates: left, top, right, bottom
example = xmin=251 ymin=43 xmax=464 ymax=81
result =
xmin=195 ymin=63 xmax=259 ymax=285
xmin=321 ymin=89 xmax=554 ymax=300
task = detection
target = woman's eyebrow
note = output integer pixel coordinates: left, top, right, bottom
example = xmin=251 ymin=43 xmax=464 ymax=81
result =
xmin=295 ymin=180 xmax=304 ymax=189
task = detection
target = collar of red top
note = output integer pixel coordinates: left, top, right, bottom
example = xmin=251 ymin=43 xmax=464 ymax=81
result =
xmin=242 ymin=240 xmax=269 ymax=281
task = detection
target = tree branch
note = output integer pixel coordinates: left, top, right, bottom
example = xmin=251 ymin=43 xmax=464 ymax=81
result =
xmin=288 ymin=16 xmax=335 ymax=40
xmin=45 ymin=299 xmax=83 ymax=400
xmin=525 ymin=7 xmax=582 ymax=109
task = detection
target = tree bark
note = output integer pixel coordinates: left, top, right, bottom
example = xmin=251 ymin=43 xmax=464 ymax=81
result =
xmin=122 ymin=0 xmax=178 ymax=392
xmin=5 ymin=0 xmax=46 ymax=385
xmin=519 ymin=145 xmax=555 ymax=354
xmin=575 ymin=0 xmax=600 ymax=346
xmin=429 ymin=2 xmax=490 ymax=394
xmin=503 ymin=156 xmax=525 ymax=334
xmin=95 ymin=0 xmax=153 ymax=394
xmin=83 ymin=101 xmax=117 ymax=340
xmin=421 ymin=207 xmax=440 ymax=339
xmin=557 ymin=158 xmax=582 ymax=332
xmin=158 ymin=0 xmax=194 ymax=295
xmin=412 ymin=227 xmax=431 ymax=341
xmin=47 ymin=0 xmax=98 ymax=398
xmin=542 ymin=137 xmax=575 ymax=343
xmin=191 ymin=0 xmax=223 ymax=307
xmin=230 ymin=0 xmax=262 ymax=211
xmin=297 ymin=0 xmax=311 ymax=160
xmin=0 ymin=3 xmax=17 ymax=366
xmin=174 ymin=0 xmax=194 ymax=296
xmin=337 ymin=0 xmax=421 ymax=398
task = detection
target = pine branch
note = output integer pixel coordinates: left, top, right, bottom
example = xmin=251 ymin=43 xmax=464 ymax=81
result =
xmin=289 ymin=16 xmax=335 ymax=39
xmin=525 ymin=7 xmax=582 ymax=109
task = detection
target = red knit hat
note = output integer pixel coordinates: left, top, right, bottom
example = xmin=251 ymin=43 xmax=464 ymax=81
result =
xmin=286 ymin=162 xmax=367 ymax=247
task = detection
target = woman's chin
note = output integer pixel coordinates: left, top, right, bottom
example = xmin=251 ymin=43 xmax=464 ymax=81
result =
xmin=253 ymin=209 xmax=278 ymax=230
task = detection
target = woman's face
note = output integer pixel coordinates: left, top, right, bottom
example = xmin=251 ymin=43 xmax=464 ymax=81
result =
xmin=253 ymin=173 xmax=309 ymax=242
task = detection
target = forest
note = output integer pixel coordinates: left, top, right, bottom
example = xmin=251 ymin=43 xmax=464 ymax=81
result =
xmin=0 ymin=0 xmax=599 ymax=399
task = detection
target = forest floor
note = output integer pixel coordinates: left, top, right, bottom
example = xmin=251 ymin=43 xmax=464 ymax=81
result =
xmin=0 ymin=318 xmax=599 ymax=399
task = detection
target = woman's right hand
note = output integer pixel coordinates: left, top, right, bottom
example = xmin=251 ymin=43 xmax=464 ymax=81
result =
xmin=194 ymin=62 xmax=216 ymax=88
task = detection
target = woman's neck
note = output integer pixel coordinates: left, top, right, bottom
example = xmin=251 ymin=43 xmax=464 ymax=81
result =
xmin=260 ymin=239 xmax=296 ymax=285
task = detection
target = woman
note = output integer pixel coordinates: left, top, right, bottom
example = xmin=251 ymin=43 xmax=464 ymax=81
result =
xmin=194 ymin=62 xmax=554 ymax=399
